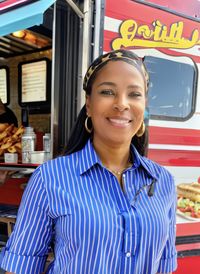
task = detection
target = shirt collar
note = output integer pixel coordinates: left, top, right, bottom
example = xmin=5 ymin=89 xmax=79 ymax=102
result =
xmin=78 ymin=139 xmax=101 ymax=175
xmin=130 ymin=144 xmax=158 ymax=183
xmin=78 ymin=139 xmax=158 ymax=182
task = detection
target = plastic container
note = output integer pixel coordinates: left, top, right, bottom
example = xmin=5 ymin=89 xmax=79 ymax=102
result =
xmin=30 ymin=151 xmax=46 ymax=164
xmin=4 ymin=153 xmax=18 ymax=163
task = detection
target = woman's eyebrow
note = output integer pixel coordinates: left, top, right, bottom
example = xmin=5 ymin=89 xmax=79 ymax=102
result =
xmin=97 ymin=82 xmax=116 ymax=87
xmin=127 ymin=84 xmax=143 ymax=89
xmin=96 ymin=82 xmax=143 ymax=90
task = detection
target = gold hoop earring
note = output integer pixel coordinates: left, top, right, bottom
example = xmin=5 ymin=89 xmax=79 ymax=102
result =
xmin=136 ymin=121 xmax=145 ymax=137
xmin=85 ymin=116 xmax=93 ymax=134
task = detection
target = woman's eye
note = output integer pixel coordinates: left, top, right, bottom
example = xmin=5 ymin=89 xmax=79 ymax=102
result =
xmin=129 ymin=91 xmax=142 ymax=98
xmin=100 ymin=90 xmax=114 ymax=96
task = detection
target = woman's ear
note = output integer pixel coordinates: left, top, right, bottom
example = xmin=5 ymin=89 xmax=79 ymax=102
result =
xmin=85 ymin=95 xmax=91 ymax=116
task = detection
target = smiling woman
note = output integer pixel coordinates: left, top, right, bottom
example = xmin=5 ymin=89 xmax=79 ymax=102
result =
xmin=67 ymin=50 xmax=149 ymax=157
xmin=0 ymin=50 xmax=177 ymax=274
xmin=86 ymin=60 xmax=146 ymax=151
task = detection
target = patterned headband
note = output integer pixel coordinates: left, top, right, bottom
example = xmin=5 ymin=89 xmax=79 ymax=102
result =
xmin=83 ymin=49 xmax=149 ymax=92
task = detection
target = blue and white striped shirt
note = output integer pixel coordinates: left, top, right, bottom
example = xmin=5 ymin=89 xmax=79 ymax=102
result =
xmin=0 ymin=139 xmax=177 ymax=274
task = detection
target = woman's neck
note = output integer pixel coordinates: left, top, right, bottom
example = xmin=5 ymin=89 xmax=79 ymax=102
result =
xmin=93 ymin=138 xmax=132 ymax=171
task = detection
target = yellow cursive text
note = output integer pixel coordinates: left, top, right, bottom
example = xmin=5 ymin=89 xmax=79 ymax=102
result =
xmin=112 ymin=19 xmax=200 ymax=50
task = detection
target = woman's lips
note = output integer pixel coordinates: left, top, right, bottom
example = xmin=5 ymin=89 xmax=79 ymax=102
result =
xmin=107 ymin=117 xmax=131 ymax=127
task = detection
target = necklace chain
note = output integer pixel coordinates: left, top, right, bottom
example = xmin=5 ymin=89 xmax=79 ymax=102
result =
xmin=106 ymin=162 xmax=132 ymax=176
xmin=103 ymin=155 xmax=133 ymax=176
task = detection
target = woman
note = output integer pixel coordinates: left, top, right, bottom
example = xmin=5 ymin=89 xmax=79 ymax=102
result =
xmin=0 ymin=50 xmax=177 ymax=274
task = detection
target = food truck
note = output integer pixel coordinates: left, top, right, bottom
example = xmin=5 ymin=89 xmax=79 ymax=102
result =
xmin=102 ymin=1 xmax=200 ymax=272
xmin=0 ymin=0 xmax=200 ymax=272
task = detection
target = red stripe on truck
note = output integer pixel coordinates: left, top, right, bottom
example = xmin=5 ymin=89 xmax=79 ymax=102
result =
xmin=148 ymin=149 xmax=200 ymax=166
xmin=149 ymin=126 xmax=200 ymax=146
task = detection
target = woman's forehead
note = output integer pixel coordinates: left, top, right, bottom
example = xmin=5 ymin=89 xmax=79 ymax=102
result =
xmin=93 ymin=60 xmax=146 ymax=86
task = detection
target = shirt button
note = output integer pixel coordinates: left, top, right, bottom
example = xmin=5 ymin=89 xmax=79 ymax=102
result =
xmin=126 ymin=252 xmax=131 ymax=257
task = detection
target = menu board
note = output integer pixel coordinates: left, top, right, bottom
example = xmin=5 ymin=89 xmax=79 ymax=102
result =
xmin=0 ymin=67 xmax=8 ymax=104
xmin=21 ymin=60 xmax=47 ymax=103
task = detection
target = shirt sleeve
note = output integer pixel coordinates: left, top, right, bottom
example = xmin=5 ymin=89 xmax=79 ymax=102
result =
xmin=0 ymin=167 xmax=53 ymax=274
xmin=157 ymin=176 xmax=177 ymax=273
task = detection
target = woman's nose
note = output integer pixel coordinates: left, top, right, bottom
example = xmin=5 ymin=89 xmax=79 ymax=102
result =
xmin=113 ymin=95 xmax=130 ymax=111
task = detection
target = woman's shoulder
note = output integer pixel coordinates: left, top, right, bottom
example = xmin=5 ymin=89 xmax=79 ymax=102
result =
xmin=41 ymin=152 xmax=78 ymax=170
xmin=34 ymin=153 xmax=79 ymax=189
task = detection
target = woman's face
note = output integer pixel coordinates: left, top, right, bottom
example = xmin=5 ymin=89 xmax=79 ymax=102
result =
xmin=86 ymin=60 xmax=146 ymax=147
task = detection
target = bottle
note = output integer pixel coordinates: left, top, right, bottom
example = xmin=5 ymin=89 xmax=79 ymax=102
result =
xmin=43 ymin=133 xmax=51 ymax=152
xmin=43 ymin=133 xmax=51 ymax=161
xmin=21 ymin=127 xmax=36 ymax=163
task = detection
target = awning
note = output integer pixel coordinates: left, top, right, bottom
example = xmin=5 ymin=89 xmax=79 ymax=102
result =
xmin=0 ymin=0 xmax=56 ymax=37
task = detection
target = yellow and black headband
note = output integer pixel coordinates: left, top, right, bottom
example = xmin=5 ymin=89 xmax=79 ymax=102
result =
xmin=83 ymin=49 xmax=149 ymax=93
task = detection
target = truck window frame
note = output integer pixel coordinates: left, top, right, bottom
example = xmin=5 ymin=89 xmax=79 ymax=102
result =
xmin=144 ymin=55 xmax=198 ymax=122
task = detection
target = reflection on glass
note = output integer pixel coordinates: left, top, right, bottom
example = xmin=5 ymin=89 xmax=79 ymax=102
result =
xmin=144 ymin=56 xmax=196 ymax=120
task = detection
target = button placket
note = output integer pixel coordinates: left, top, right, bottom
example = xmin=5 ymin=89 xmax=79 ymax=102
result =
xmin=122 ymin=173 xmax=126 ymax=189
xmin=122 ymin=211 xmax=137 ymax=258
